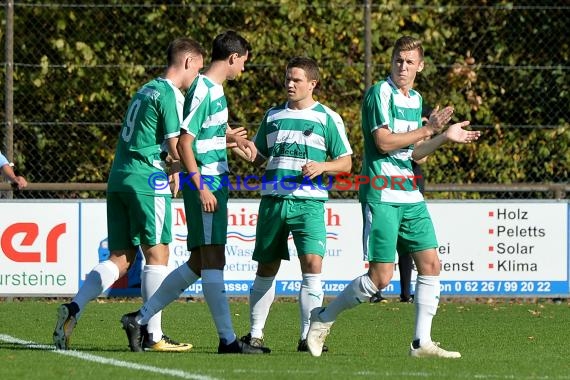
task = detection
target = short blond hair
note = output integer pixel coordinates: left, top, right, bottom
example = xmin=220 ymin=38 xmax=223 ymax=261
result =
xmin=392 ymin=36 xmax=424 ymax=61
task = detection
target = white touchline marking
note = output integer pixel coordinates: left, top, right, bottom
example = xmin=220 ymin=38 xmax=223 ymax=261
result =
xmin=3 ymin=334 xmax=568 ymax=380
xmin=0 ymin=334 xmax=220 ymax=380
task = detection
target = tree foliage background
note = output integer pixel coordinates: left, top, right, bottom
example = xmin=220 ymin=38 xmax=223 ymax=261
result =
xmin=1 ymin=0 xmax=568 ymax=199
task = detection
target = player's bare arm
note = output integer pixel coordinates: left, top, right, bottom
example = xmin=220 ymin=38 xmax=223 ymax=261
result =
xmin=164 ymin=137 xmax=182 ymax=197
xmin=373 ymin=126 xmax=433 ymax=154
xmin=302 ymin=155 xmax=352 ymax=180
xmin=177 ymin=130 xmax=218 ymax=212
xmin=1 ymin=163 xmax=27 ymax=190
xmin=412 ymin=144 xmax=428 ymax=165
xmin=372 ymin=106 xmax=453 ymax=153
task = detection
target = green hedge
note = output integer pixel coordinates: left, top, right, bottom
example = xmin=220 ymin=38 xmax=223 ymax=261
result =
xmin=2 ymin=1 xmax=568 ymax=198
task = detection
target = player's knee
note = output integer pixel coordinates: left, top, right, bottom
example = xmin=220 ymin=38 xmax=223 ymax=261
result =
xmin=256 ymin=261 xmax=280 ymax=277
xmin=376 ymin=277 xmax=392 ymax=290
xmin=416 ymin=260 xmax=440 ymax=276
xmin=367 ymin=264 xmax=393 ymax=289
xmin=412 ymin=250 xmax=440 ymax=275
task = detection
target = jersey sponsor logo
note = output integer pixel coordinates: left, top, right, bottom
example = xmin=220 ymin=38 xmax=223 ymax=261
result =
xmin=272 ymin=141 xmax=306 ymax=159
xmin=216 ymin=124 xmax=226 ymax=137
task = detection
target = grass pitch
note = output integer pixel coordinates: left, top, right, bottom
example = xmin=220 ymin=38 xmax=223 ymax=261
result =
xmin=0 ymin=298 xmax=568 ymax=380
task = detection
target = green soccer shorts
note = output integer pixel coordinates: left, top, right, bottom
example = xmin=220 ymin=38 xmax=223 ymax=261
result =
xmin=106 ymin=191 xmax=172 ymax=251
xmin=252 ymin=197 xmax=326 ymax=263
xmin=182 ymin=186 xmax=228 ymax=251
xmin=361 ymin=201 xmax=437 ymax=263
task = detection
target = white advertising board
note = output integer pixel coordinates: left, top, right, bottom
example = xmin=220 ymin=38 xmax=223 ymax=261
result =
xmin=1 ymin=200 xmax=568 ymax=297
xmin=0 ymin=202 xmax=79 ymax=295
xmin=427 ymin=202 xmax=568 ymax=296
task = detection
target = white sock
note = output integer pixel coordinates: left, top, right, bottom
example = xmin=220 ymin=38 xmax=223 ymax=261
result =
xmin=414 ymin=275 xmax=440 ymax=346
xmin=299 ymin=273 xmax=324 ymax=340
xmin=139 ymin=264 xmax=200 ymax=325
xmin=141 ymin=265 xmax=168 ymax=343
xmin=202 ymin=269 xmax=235 ymax=344
xmin=72 ymin=260 xmax=119 ymax=319
xmin=321 ymin=273 xmax=377 ymax=323
xmin=249 ymin=275 xmax=275 ymax=339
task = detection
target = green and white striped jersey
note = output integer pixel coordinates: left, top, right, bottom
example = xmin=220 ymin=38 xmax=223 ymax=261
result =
xmin=107 ymin=77 xmax=183 ymax=196
xmin=254 ymin=101 xmax=352 ymax=200
xmin=359 ymin=76 xmax=425 ymax=204
xmin=181 ymin=74 xmax=229 ymax=183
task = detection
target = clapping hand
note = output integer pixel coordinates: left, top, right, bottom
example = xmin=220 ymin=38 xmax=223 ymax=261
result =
xmin=445 ymin=121 xmax=481 ymax=144
xmin=426 ymin=106 xmax=454 ymax=134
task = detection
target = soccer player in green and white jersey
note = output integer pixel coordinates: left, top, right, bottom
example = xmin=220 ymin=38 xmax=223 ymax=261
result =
xmin=54 ymin=37 xmax=205 ymax=352
xmin=307 ymin=36 xmax=481 ymax=358
xmin=240 ymin=57 xmax=352 ymax=353
xmin=121 ymin=31 xmax=265 ymax=354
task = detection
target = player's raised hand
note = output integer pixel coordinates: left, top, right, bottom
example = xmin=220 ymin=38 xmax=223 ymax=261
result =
xmin=425 ymin=105 xmax=454 ymax=134
xmin=444 ymin=121 xmax=481 ymax=144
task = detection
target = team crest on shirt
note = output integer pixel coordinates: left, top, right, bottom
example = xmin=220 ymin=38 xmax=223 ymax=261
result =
xmin=303 ymin=126 xmax=314 ymax=137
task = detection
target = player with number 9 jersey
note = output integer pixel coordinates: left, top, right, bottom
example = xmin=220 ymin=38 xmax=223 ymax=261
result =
xmin=107 ymin=78 xmax=183 ymax=196
xmin=54 ymin=38 xmax=205 ymax=353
